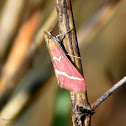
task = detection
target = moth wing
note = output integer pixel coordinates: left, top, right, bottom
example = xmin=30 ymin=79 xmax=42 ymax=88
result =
xmin=45 ymin=32 xmax=86 ymax=92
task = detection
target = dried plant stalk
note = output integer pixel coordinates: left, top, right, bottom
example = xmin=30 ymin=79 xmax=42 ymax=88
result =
xmin=78 ymin=0 xmax=120 ymax=46
xmin=0 ymin=12 xmax=41 ymax=109
xmin=0 ymin=0 xmax=27 ymax=60
xmin=55 ymin=0 xmax=92 ymax=125
xmin=0 ymin=12 xmax=40 ymax=98
xmin=0 ymin=9 xmax=57 ymax=109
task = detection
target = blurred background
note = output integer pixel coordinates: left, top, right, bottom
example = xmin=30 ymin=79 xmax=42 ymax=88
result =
xmin=0 ymin=0 xmax=126 ymax=126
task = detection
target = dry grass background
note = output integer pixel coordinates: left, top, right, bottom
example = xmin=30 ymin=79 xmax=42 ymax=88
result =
xmin=0 ymin=0 xmax=126 ymax=126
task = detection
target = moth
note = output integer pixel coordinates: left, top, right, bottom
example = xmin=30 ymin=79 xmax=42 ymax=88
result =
xmin=44 ymin=31 xmax=86 ymax=92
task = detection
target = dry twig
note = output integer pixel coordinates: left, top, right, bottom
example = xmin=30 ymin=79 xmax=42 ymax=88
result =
xmin=91 ymin=76 xmax=126 ymax=111
xmin=55 ymin=0 xmax=92 ymax=125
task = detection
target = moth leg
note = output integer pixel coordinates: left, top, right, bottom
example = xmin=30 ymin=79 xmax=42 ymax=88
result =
xmin=67 ymin=54 xmax=81 ymax=59
xmin=56 ymin=29 xmax=74 ymax=38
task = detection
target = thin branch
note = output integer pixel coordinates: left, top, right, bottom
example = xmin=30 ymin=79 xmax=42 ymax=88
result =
xmin=55 ymin=0 xmax=91 ymax=126
xmin=91 ymin=76 xmax=126 ymax=111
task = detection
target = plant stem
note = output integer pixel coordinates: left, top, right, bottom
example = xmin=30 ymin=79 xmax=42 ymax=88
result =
xmin=91 ymin=76 xmax=126 ymax=110
xmin=55 ymin=0 xmax=91 ymax=125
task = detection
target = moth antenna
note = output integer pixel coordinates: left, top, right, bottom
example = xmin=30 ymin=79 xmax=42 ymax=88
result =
xmin=49 ymin=19 xmax=58 ymax=33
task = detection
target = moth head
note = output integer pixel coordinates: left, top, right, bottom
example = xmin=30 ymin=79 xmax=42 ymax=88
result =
xmin=44 ymin=31 xmax=52 ymax=39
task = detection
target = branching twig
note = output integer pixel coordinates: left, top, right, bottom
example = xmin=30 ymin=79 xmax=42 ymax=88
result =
xmin=91 ymin=76 xmax=126 ymax=110
xmin=55 ymin=0 xmax=91 ymax=126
